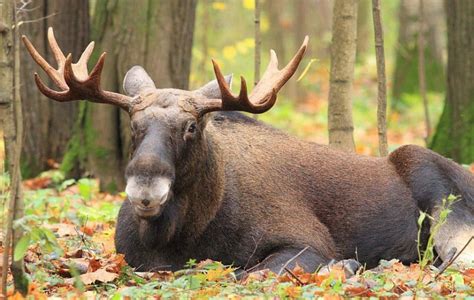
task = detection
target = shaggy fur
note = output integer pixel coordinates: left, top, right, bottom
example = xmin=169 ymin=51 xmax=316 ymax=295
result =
xmin=115 ymin=106 xmax=474 ymax=272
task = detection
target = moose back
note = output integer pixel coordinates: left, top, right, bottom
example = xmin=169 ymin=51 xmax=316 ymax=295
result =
xmin=23 ymin=28 xmax=474 ymax=273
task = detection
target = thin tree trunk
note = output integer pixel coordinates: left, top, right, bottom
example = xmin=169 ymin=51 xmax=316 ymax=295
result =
xmin=254 ymin=0 xmax=261 ymax=86
xmin=66 ymin=0 xmax=197 ymax=192
xmin=372 ymin=0 xmax=388 ymax=156
xmin=430 ymin=0 xmax=474 ymax=164
xmin=418 ymin=0 xmax=431 ymax=144
xmin=0 ymin=0 xmax=15 ymax=295
xmin=1 ymin=0 xmax=28 ymax=295
xmin=328 ymin=0 xmax=357 ymax=152
xmin=254 ymin=0 xmax=261 ymax=119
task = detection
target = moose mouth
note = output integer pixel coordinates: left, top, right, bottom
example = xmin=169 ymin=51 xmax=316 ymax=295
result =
xmin=134 ymin=203 xmax=163 ymax=218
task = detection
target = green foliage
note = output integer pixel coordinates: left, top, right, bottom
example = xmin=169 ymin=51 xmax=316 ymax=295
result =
xmin=416 ymin=194 xmax=457 ymax=287
xmin=13 ymin=227 xmax=63 ymax=262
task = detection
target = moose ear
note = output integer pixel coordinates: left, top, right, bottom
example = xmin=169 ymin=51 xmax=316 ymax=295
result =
xmin=195 ymin=74 xmax=233 ymax=99
xmin=123 ymin=66 xmax=156 ymax=96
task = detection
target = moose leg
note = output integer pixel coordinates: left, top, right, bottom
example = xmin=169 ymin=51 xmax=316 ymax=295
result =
xmin=254 ymin=247 xmax=329 ymax=274
xmin=239 ymin=247 xmax=360 ymax=278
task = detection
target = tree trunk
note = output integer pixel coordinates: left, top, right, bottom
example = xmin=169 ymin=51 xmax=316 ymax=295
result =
xmin=372 ymin=0 xmax=388 ymax=156
xmin=19 ymin=0 xmax=89 ymax=178
xmin=430 ymin=0 xmax=474 ymax=164
xmin=391 ymin=0 xmax=445 ymax=110
xmin=327 ymin=0 xmax=357 ymax=152
xmin=1 ymin=0 xmax=28 ymax=294
xmin=64 ymin=0 xmax=197 ymax=192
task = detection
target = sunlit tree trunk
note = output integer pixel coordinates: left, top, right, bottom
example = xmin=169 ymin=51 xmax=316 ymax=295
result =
xmin=64 ymin=0 xmax=197 ymax=192
xmin=430 ymin=0 xmax=474 ymax=164
xmin=328 ymin=0 xmax=357 ymax=152
xmin=19 ymin=0 xmax=89 ymax=178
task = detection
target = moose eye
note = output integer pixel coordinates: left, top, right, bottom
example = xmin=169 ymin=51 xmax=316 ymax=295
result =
xmin=187 ymin=122 xmax=197 ymax=134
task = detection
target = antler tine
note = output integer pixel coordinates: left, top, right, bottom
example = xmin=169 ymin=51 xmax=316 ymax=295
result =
xmin=22 ymin=35 xmax=68 ymax=90
xmin=251 ymin=35 xmax=309 ymax=101
xmin=47 ymin=27 xmax=66 ymax=65
xmin=23 ymin=27 xmax=134 ymax=111
xmin=196 ymin=36 xmax=308 ymax=116
xmin=33 ymin=73 xmax=70 ymax=101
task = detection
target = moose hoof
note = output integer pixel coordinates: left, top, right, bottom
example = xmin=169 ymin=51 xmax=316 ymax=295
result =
xmin=320 ymin=259 xmax=362 ymax=277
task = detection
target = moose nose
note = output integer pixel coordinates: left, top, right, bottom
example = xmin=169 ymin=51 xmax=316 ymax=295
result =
xmin=125 ymin=176 xmax=172 ymax=209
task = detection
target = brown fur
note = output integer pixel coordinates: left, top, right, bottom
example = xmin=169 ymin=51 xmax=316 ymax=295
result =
xmin=115 ymin=94 xmax=474 ymax=272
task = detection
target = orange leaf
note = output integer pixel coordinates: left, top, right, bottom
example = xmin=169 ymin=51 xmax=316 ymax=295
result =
xmin=23 ymin=177 xmax=51 ymax=190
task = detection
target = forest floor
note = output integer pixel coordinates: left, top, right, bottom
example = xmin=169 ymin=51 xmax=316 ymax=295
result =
xmin=0 ymin=174 xmax=474 ymax=298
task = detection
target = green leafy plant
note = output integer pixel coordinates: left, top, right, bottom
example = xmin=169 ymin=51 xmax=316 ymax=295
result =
xmin=416 ymin=194 xmax=458 ymax=287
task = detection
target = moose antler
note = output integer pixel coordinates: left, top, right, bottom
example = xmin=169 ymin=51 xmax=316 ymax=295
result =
xmin=22 ymin=27 xmax=133 ymax=111
xmin=195 ymin=36 xmax=309 ymax=116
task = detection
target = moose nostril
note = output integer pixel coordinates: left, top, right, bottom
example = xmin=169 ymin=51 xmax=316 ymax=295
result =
xmin=141 ymin=199 xmax=150 ymax=207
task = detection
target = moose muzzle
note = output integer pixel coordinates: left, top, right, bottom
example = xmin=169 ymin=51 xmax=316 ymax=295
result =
xmin=125 ymin=176 xmax=172 ymax=218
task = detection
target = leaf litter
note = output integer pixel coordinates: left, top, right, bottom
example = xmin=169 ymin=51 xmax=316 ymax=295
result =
xmin=1 ymin=166 xmax=474 ymax=299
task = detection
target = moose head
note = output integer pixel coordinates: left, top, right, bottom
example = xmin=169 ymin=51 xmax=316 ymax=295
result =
xmin=23 ymin=28 xmax=308 ymax=219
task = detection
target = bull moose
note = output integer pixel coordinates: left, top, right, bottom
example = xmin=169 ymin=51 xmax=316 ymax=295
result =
xmin=23 ymin=28 xmax=473 ymax=275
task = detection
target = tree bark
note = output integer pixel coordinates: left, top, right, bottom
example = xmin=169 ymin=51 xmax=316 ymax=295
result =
xmin=19 ymin=0 xmax=89 ymax=178
xmin=418 ymin=0 xmax=431 ymax=143
xmin=430 ymin=0 xmax=474 ymax=164
xmin=391 ymin=0 xmax=445 ymax=110
xmin=65 ymin=0 xmax=197 ymax=192
xmin=1 ymin=0 xmax=28 ymax=294
xmin=254 ymin=0 xmax=261 ymax=86
xmin=372 ymin=0 xmax=388 ymax=156
xmin=328 ymin=0 xmax=357 ymax=152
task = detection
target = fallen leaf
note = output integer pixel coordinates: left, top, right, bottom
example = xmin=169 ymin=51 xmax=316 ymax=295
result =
xmin=89 ymin=258 xmax=102 ymax=272
xmin=46 ymin=159 xmax=60 ymax=169
xmin=45 ymin=223 xmax=79 ymax=237
xmin=79 ymin=268 xmax=118 ymax=285
xmin=344 ymin=286 xmax=374 ymax=297
xmin=24 ymin=177 xmax=51 ymax=190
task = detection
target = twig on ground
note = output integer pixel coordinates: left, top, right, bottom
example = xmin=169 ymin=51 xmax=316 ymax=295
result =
xmin=284 ymin=267 xmax=304 ymax=285
xmin=435 ymin=247 xmax=457 ymax=272
xmin=244 ymin=235 xmax=263 ymax=270
xmin=435 ymin=236 xmax=473 ymax=279
xmin=277 ymin=246 xmax=310 ymax=276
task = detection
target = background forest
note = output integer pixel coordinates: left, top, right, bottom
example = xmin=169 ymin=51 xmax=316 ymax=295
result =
xmin=4 ymin=0 xmax=471 ymax=191
xmin=0 ymin=0 xmax=473 ymax=298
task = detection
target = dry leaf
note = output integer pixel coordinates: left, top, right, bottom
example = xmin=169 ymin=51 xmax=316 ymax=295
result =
xmin=24 ymin=177 xmax=52 ymax=190
xmin=45 ymin=223 xmax=80 ymax=237
xmin=79 ymin=268 xmax=118 ymax=285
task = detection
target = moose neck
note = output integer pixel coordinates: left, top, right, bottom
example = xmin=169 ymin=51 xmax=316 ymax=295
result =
xmin=175 ymin=131 xmax=225 ymax=239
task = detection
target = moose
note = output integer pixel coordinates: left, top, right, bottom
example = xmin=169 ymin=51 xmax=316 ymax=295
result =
xmin=23 ymin=28 xmax=473 ymax=275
